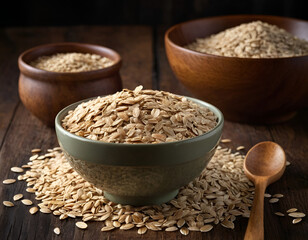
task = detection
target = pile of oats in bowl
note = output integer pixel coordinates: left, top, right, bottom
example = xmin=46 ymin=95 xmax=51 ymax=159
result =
xmin=62 ymin=86 xmax=218 ymax=143
xmin=30 ymin=52 xmax=114 ymax=72
xmin=186 ymin=21 xmax=308 ymax=58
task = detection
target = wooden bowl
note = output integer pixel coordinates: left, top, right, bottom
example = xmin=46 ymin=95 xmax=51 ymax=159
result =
xmin=18 ymin=42 xmax=122 ymax=126
xmin=165 ymin=15 xmax=308 ymax=124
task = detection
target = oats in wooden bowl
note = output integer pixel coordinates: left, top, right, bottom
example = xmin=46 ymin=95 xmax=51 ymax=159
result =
xmin=165 ymin=15 xmax=308 ymax=124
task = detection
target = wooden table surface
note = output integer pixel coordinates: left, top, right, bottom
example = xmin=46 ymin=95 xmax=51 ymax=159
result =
xmin=0 ymin=26 xmax=307 ymax=240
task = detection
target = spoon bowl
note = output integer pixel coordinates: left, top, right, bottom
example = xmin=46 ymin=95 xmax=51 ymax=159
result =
xmin=244 ymin=141 xmax=286 ymax=184
xmin=243 ymin=141 xmax=286 ymax=240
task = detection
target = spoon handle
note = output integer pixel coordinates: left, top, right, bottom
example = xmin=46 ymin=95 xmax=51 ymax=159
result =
xmin=244 ymin=179 xmax=267 ymax=240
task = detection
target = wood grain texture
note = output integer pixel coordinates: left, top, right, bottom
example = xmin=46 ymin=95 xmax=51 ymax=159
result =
xmin=0 ymin=25 xmax=307 ymax=240
xmin=244 ymin=179 xmax=267 ymax=240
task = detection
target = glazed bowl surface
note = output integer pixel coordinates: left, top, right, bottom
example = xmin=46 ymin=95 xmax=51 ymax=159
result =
xmin=165 ymin=15 xmax=308 ymax=123
xmin=18 ymin=42 xmax=122 ymax=126
xmin=55 ymin=96 xmax=224 ymax=206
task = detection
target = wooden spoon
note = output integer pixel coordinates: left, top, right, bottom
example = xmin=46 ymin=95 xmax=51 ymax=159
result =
xmin=243 ymin=141 xmax=286 ymax=240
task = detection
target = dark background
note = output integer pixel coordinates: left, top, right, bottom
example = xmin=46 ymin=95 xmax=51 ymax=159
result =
xmin=1 ymin=0 xmax=308 ymax=27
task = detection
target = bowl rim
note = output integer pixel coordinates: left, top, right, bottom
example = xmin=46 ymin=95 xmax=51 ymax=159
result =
xmin=18 ymin=42 xmax=122 ymax=81
xmin=55 ymin=94 xmax=224 ymax=147
xmin=165 ymin=14 xmax=308 ymax=61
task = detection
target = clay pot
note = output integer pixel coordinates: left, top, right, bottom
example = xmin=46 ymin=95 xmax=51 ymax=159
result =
xmin=18 ymin=42 xmax=122 ymax=126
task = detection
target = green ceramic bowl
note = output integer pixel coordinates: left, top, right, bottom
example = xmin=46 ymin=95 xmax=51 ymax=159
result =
xmin=55 ymin=96 xmax=224 ymax=206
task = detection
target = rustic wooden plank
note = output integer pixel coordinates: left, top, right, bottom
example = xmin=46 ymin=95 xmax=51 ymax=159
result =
xmin=0 ymin=25 xmax=154 ymax=240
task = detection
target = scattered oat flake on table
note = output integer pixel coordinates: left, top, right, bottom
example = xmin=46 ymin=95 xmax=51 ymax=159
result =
xmin=13 ymin=194 xmax=23 ymax=201
xmin=29 ymin=154 xmax=39 ymax=161
xmin=113 ymin=221 xmax=121 ymax=228
xmin=54 ymin=227 xmax=60 ymax=235
xmin=31 ymin=149 xmax=41 ymax=153
xmin=137 ymin=227 xmax=147 ymax=234
xmin=26 ymin=188 xmax=36 ymax=193
xmin=22 ymin=165 xmax=31 ymax=168
xmin=2 ymin=179 xmax=16 ymax=184
xmin=14 ymin=145 xmax=254 ymax=235
xmin=236 ymin=146 xmax=245 ymax=150
xmin=286 ymin=161 xmax=291 ymax=166
xmin=21 ymin=199 xmax=33 ymax=206
xmin=165 ymin=226 xmax=178 ymax=232
xmin=275 ymin=212 xmax=285 ymax=217
xmin=221 ymin=138 xmax=231 ymax=143
xmin=272 ymin=194 xmax=284 ymax=198
xmin=101 ymin=226 xmax=115 ymax=232
xmin=68 ymin=213 xmax=77 ymax=219
xmin=177 ymin=219 xmax=185 ymax=228
xmin=292 ymin=218 xmax=302 ymax=224
xmin=229 ymin=210 xmax=243 ymax=216
xmin=40 ymin=208 xmax=52 ymax=214
xmin=200 ymin=224 xmax=213 ymax=232
xmin=76 ymin=221 xmax=88 ymax=229
xmin=53 ymin=211 xmax=61 ymax=216
xmin=288 ymin=212 xmax=306 ymax=218
xmin=221 ymin=220 xmax=235 ymax=229
xmin=287 ymin=208 xmax=298 ymax=213
xmin=29 ymin=206 xmax=39 ymax=214
xmin=188 ymin=226 xmax=200 ymax=232
xmin=3 ymin=201 xmax=14 ymax=207
xmin=264 ymin=193 xmax=271 ymax=198
xmin=180 ymin=227 xmax=189 ymax=235
xmin=120 ymin=223 xmax=135 ymax=230
xmin=269 ymin=198 xmax=279 ymax=203
xmin=204 ymin=218 xmax=215 ymax=223
xmin=11 ymin=167 xmax=24 ymax=173
xmin=59 ymin=214 xmax=68 ymax=220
